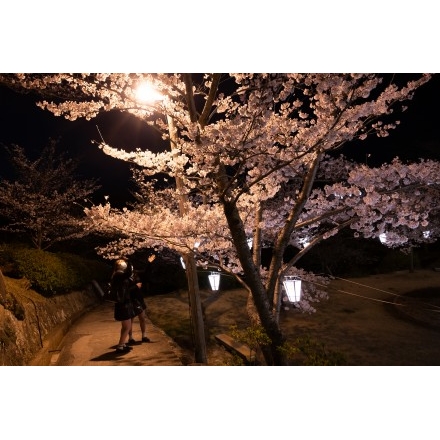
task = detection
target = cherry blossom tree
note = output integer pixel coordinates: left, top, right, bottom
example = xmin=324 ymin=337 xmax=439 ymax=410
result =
xmin=1 ymin=73 xmax=438 ymax=365
xmin=0 ymin=139 xmax=100 ymax=249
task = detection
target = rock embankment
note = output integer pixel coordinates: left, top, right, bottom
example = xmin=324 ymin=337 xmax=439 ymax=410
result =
xmin=0 ymin=270 xmax=99 ymax=366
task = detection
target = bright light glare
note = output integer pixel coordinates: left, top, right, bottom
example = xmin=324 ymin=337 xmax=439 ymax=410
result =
xmin=379 ymin=233 xmax=387 ymax=244
xmin=135 ymin=83 xmax=163 ymax=103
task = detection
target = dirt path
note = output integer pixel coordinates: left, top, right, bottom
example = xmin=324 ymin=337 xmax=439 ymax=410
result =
xmin=145 ymin=270 xmax=440 ymax=365
xmin=280 ymin=270 xmax=440 ymax=365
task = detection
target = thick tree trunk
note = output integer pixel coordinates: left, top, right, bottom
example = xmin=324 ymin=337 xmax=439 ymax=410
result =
xmin=223 ymin=199 xmax=288 ymax=365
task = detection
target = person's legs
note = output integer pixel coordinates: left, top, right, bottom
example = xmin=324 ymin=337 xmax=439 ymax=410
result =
xmin=138 ymin=310 xmax=150 ymax=342
xmin=128 ymin=318 xmax=135 ymax=342
xmin=116 ymin=319 xmax=132 ymax=351
xmin=126 ymin=311 xmax=150 ymax=343
xmin=138 ymin=311 xmax=146 ymax=335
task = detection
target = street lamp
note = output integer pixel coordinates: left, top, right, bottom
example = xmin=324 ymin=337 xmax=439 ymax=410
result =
xmin=134 ymin=82 xmax=163 ymax=103
xmin=208 ymin=271 xmax=221 ymax=291
xmin=283 ymin=276 xmax=302 ymax=303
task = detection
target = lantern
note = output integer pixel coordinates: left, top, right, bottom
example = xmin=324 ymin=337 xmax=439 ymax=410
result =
xmin=208 ymin=271 xmax=221 ymax=291
xmin=283 ymin=276 xmax=302 ymax=303
xmin=180 ymin=256 xmax=186 ymax=269
xmin=379 ymin=233 xmax=387 ymax=244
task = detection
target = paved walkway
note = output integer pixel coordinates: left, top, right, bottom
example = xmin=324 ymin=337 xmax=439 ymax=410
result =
xmin=52 ymin=302 xmax=185 ymax=366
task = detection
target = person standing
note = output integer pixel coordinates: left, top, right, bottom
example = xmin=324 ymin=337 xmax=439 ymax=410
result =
xmin=139 ymin=252 xmax=157 ymax=297
xmin=110 ymin=258 xmax=137 ymax=353
xmin=127 ymin=275 xmax=151 ymax=344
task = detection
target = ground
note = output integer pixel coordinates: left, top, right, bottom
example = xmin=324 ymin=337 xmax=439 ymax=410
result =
xmin=145 ymin=269 xmax=440 ymax=366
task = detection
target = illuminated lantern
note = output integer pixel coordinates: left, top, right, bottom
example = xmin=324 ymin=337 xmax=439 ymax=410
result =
xmin=283 ymin=276 xmax=302 ymax=303
xmin=208 ymin=271 xmax=221 ymax=291
xmin=180 ymin=256 xmax=186 ymax=269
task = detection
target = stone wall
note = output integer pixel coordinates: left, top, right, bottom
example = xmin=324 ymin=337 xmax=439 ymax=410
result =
xmin=0 ymin=270 xmax=100 ymax=366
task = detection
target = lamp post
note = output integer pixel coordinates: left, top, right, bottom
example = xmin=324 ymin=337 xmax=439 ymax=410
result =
xmin=136 ymin=82 xmax=207 ymax=364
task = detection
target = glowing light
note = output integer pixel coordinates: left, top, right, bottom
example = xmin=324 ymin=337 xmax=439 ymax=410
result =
xmin=208 ymin=272 xmax=221 ymax=291
xmin=299 ymin=237 xmax=310 ymax=248
xmin=135 ymin=82 xmax=163 ymax=103
xmin=379 ymin=233 xmax=387 ymax=244
xmin=283 ymin=276 xmax=302 ymax=302
xmin=180 ymin=256 xmax=186 ymax=269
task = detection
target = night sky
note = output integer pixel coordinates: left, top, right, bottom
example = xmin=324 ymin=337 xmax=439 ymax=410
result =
xmin=0 ymin=83 xmax=164 ymax=206
xmin=1 ymin=74 xmax=439 ymax=206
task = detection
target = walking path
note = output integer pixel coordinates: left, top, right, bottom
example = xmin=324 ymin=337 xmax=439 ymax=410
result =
xmin=52 ymin=302 xmax=185 ymax=366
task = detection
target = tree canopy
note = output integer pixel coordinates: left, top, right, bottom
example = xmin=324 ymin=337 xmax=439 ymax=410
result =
xmin=0 ymin=138 xmax=100 ymax=249
xmin=2 ymin=73 xmax=438 ymax=364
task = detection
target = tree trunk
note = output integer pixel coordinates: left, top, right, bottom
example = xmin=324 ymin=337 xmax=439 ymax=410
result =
xmin=273 ymin=278 xmax=283 ymax=324
xmin=167 ymin=114 xmax=207 ymax=364
xmin=183 ymin=253 xmax=207 ymax=364
xmin=223 ymin=199 xmax=288 ymax=365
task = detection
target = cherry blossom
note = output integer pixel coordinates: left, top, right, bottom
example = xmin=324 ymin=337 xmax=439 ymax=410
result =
xmin=1 ymin=73 xmax=436 ymax=365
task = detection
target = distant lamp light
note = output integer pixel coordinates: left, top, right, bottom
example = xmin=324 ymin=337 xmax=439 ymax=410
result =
xmin=423 ymin=230 xmax=431 ymax=239
xmin=283 ymin=276 xmax=302 ymax=303
xmin=208 ymin=271 xmax=221 ymax=291
xmin=247 ymin=238 xmax=253 ymax=248
xmin=180 ymin=256 xmax=186 ymax=269
xmin=379 ymin=233 xmax=387 ymax=244
xmin=299 ymin=237 xmax=310 ymax=248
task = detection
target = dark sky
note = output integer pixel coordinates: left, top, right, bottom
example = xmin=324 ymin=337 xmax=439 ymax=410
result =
xmin=1 ymin=74 xmax=439 ymax=206
xmin=0 ymin=84 xmax=164 ymax=206
xmin=342 ymin=73 xmax=440 ymax=166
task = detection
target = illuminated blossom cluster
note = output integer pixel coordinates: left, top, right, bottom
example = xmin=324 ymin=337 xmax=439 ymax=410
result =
xmin=2 ymin=73 xmax=436 ymax=364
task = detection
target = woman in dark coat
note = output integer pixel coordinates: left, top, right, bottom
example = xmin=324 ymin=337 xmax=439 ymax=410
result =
xmin=110 ymin=258 xmax=137 ymax=353
xmin=127 ymin=271 xmax=150 ymax=344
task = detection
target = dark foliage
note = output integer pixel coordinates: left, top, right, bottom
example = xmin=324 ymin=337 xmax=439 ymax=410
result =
xmin=0 ymin=244 xmax=111 ymax=296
